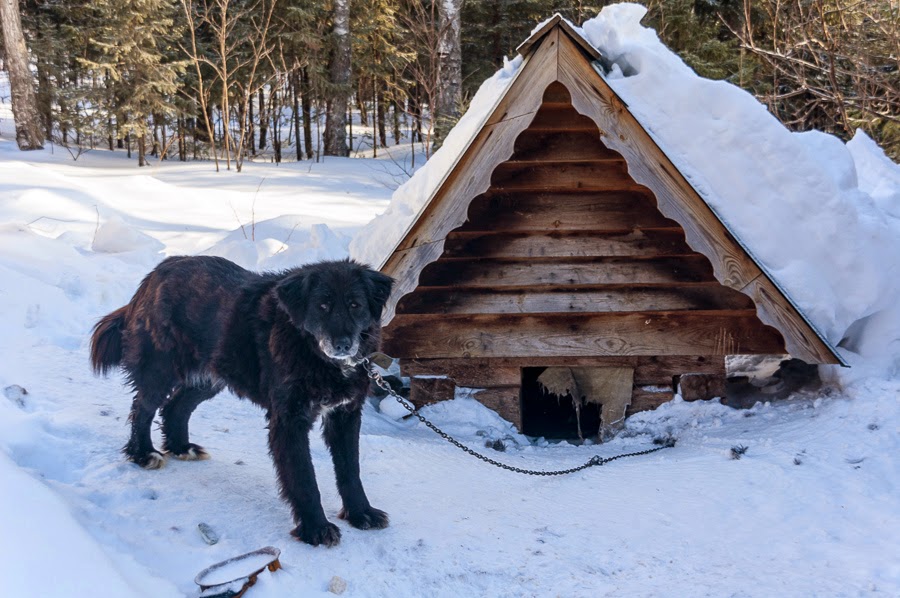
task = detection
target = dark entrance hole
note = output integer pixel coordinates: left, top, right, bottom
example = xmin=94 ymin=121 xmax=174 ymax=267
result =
xmin=521 ymin=367 xmax=601 ymax=439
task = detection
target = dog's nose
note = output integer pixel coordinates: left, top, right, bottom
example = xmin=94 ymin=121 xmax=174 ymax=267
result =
xmin=333 ymin=338 xmax=353 ymax=355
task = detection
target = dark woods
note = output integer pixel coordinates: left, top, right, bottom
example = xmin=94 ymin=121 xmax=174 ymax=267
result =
xmin=1 ymin=0 xmax=897 ymax=165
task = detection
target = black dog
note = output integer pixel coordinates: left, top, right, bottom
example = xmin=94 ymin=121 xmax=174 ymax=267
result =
xmin=90 ymin=256 xmax=393 ymax=547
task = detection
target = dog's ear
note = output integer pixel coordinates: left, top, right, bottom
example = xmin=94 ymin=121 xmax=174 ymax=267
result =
xmin=363 ymin=269 xmax=394 ymax=321
xmin=275 ymin=270 xmax=313 ymax=327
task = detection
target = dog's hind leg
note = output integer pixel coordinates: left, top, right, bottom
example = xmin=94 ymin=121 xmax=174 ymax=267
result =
xmin=161 ymin=382 xmax=221 ymax=460
xmin=124 ymin=388 xmax=169 ymax=469
xmin=124 ymin=363 xmax=176 ymax=470
xmin=323 ymin=403 xmax=389 ymax=531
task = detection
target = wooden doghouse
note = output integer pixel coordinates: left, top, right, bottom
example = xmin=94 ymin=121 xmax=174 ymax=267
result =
xmin=376 ymin=16 xmax=842 ymax=436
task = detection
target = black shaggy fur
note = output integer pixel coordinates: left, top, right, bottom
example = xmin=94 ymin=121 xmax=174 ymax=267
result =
xmin=90 ymin=256 xmax=393 ymax=547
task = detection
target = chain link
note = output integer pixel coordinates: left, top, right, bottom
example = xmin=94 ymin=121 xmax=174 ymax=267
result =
xmin=364 ymin=358 xmax=675 ymax=476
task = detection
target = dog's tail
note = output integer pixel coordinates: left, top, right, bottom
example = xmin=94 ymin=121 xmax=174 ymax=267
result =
xmin=90 ymin=307 xmax=127 ymax=376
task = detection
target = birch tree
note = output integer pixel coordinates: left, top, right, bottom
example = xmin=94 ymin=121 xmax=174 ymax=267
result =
xmin=0 ymin=0 xmax=43 ymax=149
xmin=323 ymin=0 xmax=351 ymax=156
xmin=433 ymin=0 xmax=461 ymax=149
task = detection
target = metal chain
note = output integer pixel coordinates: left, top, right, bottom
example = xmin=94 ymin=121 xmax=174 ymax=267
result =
xmin=364 ymin=358 xmax=675 ymax=477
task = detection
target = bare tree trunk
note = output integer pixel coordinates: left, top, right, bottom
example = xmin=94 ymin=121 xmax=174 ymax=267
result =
xmin=377 ymin=84 xmax=387 ymax=149
xmin=248 ymin=94 xmax=255 ymax=156
xmin=138 ymin=134 xmax=146 ymax=167
xmin=434 ymin=0 xmax=462 ymax=150
xmin=292 ymin=71 xmax=302 ymax=161
xmin=300 ymin=67 xmax=313 ymax=160
xmin=258 ymin=88 xmax=267 ymax=150
xmin=323 ymin=0 xmax=350 ymax=156
xmin=271 ymin=85 xmax=281 ymax=163
xmin=0 ymin=0 xmax=44 ymax=149
xmin=391 ymin=92 xmax=400 ymax=145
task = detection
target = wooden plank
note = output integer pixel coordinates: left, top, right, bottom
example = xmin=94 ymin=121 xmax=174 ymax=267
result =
xmin=380 ymin=240 xmax=445 ymax=325
xmin=382 ymin=311 xmax=787 ymax=358
xmin=459 ymin=192 xmax=677 ymax=232
xmin=677 ymin=373 xmax=727 ymax=401
xmin=396 ymin=285 xmax=755 ymax=315
xmin=409 ymin=376 xmax=456 ymax=408
xmin=411 ymin=356 xmax=724 ymax=379
xmin=541 ymin=81 xmax=572 ymax=103
xmin=441 ymin=230 xmax=693 ymax=259
xmin=486 ymin=28 xmax=559 ymax=125
xmin=742 ymin=276 xmax=840 ymax=364
xmin=556 ymin=32 xmax=842 ymax=365
xmin=628 ymin=388 xmax=675 ymax=415
xmin=417 ymin=256 xmax=717 ymax=287
xmin=512 ymin=130 xmax=621 ymax=162
xmin=467 ymin=386 xmax=522 ymax=428
xmin=391 ymin=30 xmax=558 ymax=255
xmin=402 ymin=359 xmax=521 ymax=387
xmin=515 ymin=14 xmax=561 ymax=58
xmin=524 ymin=106 xmax=600 ymax=132
xmin=634 ymin=355 xmax=725 ymax=385
xmin=490 ymin=161 xmax=637 ymax=192
xmin=556 ymin=35 xmax=761 ymax=292
xmin=517 ymin=15 xmax=601 ymax=61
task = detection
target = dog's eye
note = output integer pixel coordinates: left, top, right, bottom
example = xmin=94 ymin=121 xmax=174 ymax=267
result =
xmin=320 ymin=303 xmax=329 ymax=311
xmin=349 ymin=301 xmax=360 ymax=309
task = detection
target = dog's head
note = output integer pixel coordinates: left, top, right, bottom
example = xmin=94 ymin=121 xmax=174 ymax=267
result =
xmin=275 ymin=260 xmax=393 ymax=363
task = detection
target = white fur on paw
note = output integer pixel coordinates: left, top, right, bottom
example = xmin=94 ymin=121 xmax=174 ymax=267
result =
xmin=172 ymin=446 xmax=209 ymax=461
xmin=143 ymin=451 xmax=167 ymax=470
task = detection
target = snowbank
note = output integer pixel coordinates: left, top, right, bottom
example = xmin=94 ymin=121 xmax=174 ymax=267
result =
xmin=581 ymin=4 xmax=900 ymax=378
xmin=352 ymin=3 xmax=900 ymax=378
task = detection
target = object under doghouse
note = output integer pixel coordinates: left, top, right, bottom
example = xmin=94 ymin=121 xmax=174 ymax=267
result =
xmin=375 ymin=17 xmax=843 ymax=440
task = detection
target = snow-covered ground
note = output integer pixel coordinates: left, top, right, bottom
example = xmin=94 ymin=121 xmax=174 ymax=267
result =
xmin=3 ymin=8 xmax=900 ymax=598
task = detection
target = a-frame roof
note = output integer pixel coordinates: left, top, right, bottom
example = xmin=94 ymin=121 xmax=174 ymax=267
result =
xmin=378 ymin=17 xmax=844 ymax=365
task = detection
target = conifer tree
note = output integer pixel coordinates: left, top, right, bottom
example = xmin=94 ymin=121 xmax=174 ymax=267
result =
xmin=83 ymin=0 xmax=184 ymax=165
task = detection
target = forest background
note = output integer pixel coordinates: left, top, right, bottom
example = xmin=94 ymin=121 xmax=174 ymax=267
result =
xmin=0 ymin=0 xmax=897 ymax=168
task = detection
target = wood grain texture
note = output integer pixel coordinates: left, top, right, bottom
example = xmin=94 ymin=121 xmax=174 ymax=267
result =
xmin=516 ymin=15 xmax=600 ymax=60
xmin=486 ymin=28 xmax=559 ymax=126
xmin=525 ymin=106 xmax=600 ymax=131
xmin=490 ymin=160 xmax=638 ymax=192
xmin=396 ymin=285 xmax=754 ymax=315
xmin=742 ymin=276 xmax=840 ymax=363
xmin=380 ymin=239 xmax=445 ymax=325
xmin=409 ymin=376 xmax=456 ymax=408
xmin=458 ymin=192 xmax=675 ymax=232
xmin=634 ymin=355 xmax=725 ymax=385
xmin=441 ymin=229 xmax=692 ymax=258
xmin=417 ymin=256 xmax=716 ymax=287
xmin=677 ymin=373 xmax=727 ymax=401
xmin=402 ymin=359 xmax=522 ymax=387
xmin=556 ymin=35 xmax=760 ymax=292
xmin=467 ymin=386 xmax=522 ymax=428
xmin=555 ymin=32 xmax=841 ymax=364
xmin=628 ymin=388 xmax=676 ymax=415
xmin=512 ymin=130 xmax=621 ymax=162
xmin=392 ymin=31 xmax=558 ymax=256
xmin=382 ymin=311 xmax=786 ymax=358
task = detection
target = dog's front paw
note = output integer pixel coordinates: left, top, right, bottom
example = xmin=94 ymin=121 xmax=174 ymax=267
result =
xmin=291 ymin=521 xmax=342 ymax=547
xmin=338 ymin=506 xmax=390 ymax=530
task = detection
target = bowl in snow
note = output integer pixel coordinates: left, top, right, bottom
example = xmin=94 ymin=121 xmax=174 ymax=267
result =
xmin=195 ymin=546 xmax=281 ymax=597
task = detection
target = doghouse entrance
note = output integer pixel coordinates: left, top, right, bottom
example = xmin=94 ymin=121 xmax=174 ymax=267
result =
xmin=521 ymin=367 xmax=601 ymax=439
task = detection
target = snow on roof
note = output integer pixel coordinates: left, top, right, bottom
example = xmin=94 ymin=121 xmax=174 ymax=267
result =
xmin=351 ymin=3 xmax=900 ymax=376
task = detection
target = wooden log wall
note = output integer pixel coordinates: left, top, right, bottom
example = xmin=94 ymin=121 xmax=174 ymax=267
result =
xmin=382 ymin=81 xmax=786 ymax=427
